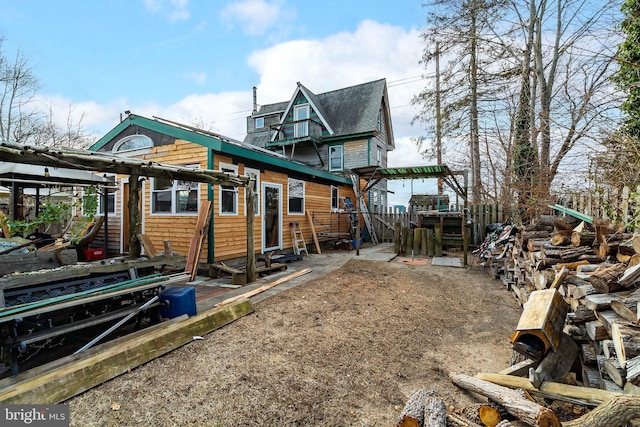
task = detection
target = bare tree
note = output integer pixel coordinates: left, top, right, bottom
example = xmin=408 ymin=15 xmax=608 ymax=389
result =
xmin=0 ymin=39 xmax=90 ymax=148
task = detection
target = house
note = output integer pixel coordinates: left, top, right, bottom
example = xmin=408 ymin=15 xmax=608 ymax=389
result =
xmin=89 ymin=114 xmax=357 ymax=265
xmin=244 ymin=78 xmax=395 ymax=213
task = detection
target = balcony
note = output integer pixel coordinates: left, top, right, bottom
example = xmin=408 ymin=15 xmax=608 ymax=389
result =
xmin=266 ymin=119 xmax=323 ymax=148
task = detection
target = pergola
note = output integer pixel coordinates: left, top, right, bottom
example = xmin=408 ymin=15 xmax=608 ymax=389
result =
xmin=351 ymin=164 xmax=469 ymax=204
xmin=350 ymin=164 xmax=470 ymax=262
xmin=0 ymin=140 xmax=259 ymax=281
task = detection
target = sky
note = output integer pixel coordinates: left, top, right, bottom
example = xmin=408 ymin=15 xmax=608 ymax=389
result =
xmin=0 ymin=0 xmax=441 ymax=207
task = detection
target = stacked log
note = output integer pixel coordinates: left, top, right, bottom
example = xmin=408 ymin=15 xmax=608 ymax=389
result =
xmin=479 ymin=216 xmax=640 ymax=397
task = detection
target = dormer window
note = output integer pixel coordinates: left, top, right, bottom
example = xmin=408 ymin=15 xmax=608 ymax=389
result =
xmin=255 ymin=117 xmax=264 ymax=129
xmin=113 ymin=134 xmax=153 ymax=153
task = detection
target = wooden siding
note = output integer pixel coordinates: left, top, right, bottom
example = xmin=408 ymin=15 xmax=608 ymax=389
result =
xmin=211 ymin=154 xmax=355 ymax=261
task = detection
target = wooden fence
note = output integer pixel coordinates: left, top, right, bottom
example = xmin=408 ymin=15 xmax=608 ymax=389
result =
xmin=369 ymin=204 xmax=509 ymax=248
xmin=557 ymin=185 xmax=640 ymax=230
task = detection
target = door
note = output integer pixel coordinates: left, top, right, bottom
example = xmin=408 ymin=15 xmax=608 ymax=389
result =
xmin=262 ymin=183 xmax=282 ymax=252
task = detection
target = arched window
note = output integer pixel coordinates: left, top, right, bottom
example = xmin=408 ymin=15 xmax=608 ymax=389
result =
xmin=113 ymin=134 xmax=153 ymax=153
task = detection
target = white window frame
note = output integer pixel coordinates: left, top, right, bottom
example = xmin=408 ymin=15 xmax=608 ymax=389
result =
xmin=329 ymin=145 xmax=344 ymax=172
xmin=112 ymin=134 xmax=153 ymax=154
xmin=331 ymin=186 xmax=339 ymax=211
xmin=244 ymin=167 xmax=260 ymax=216
xmin=376 ymin=147 xmax=382 ymax=166
xmin=287 ymin=178 xmax=305 ymax=215
xmin=219 ymin=162 xmax=239 ymax=216
xmin=150 ymin=165 xmax=200 ymax=215
xmin=97 ymin=174 xmax=117 ymax=216
xmin=293 ymin=104 xmax=309 ymax=138
xmin=255 ymin=117 xmax=264 ymax=129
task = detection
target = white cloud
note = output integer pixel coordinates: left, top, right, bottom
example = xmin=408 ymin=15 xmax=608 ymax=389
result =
xmin=247 ymin=20 xmax=425 ymax=138
xmin=221 ymin=0 xmax=294 ymax=36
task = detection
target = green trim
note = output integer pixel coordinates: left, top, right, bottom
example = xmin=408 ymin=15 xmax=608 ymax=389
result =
xmin=320 ymin=131 xmax=376 ymax=144
xmin=548 ymin=204 xmax=593 ymax=224
xmin=208 ymin=150 xmax=215 ymax=263
xmin=91 ymin=114 xmax=350 ymax=186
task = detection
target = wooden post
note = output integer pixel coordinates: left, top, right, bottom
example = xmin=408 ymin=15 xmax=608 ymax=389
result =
xmin=413 ymin=228 xmax=421 ymax=255
xmin=405 ymin=228 xmax=414 ymax=255
xmin=246 ymin=178 xmax=256 ymax=284
xmin=420 ymin=228 xmax=427 ymax=256
xmin=427 ymin=228 xmax=435 ymax=257
xmin=128 ymin=172 xmax=142 ymax=259
xmin=463 ymin=223 xmax=471 ymax=266
xmin=394 ymin=222 xmax=401 ymax=254
xmin=434 ymin=223 xmax=443 ymax=257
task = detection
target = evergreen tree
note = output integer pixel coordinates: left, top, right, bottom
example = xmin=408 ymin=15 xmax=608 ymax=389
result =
xmin=613 ymin=0 xmax=640 ymax=138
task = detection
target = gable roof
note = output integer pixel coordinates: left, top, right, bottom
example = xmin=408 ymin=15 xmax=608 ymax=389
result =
xmin=89 ymin=114 xmax=351 ymax=185
xmin=254 ymin=78 xmax=394 ymax=145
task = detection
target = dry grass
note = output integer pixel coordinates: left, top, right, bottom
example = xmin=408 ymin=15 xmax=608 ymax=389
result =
xmin=69 ymin=257 xmax=521 ymax=426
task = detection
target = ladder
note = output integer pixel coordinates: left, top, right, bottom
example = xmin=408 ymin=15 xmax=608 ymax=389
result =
xmin=350 ymin=174 xmax=379 ymax=245
xmin=290 ymin=222 xmax=309 ymax=256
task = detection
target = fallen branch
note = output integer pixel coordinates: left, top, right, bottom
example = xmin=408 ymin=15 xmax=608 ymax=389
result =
xmin=449 ymin=372 xmax=560 ymax=427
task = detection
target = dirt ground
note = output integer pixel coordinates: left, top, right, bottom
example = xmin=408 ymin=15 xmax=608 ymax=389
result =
xmin=68 ymin=255 xmax=523 ymax=426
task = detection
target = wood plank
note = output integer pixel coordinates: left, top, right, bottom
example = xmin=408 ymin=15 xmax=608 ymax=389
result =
xmin=215 ymin=269 xmax=312 ymax=307
xmin=0 ymin=299 xmax=255 ymax=404
xmin=475 ymin=372 xmax=623 ymax=407
xmin=306 ymin=210 xmax=322 ymax=254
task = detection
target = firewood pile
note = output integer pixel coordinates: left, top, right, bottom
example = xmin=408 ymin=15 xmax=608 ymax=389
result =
xmin=397 ymin=214 xmax=640 ymax=426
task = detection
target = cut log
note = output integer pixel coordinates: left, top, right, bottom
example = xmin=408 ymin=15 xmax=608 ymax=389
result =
xmin=558 ymin=246 xmax=593 ymax=262
xmin=550 ymin=267 xmax=569 ymax=289
xmin=553 ymin=218 xmax=574 ymax=232
xmin=534 ymin=269 xmax=555 ymax=290
xmin=619 ymin=263 xmax=640 ymax=288
xmin=588 ymin=263 xmax=626 ymax=294
xmin=463 ymin=402 xmax=505 ymax=427
xmin=571 ymin=284 xmax=596 ymax=299
xmin=550 ymin=233 xmax=570 ymax=246
xmin=521 ymin=231 xmax=551 ymax=248
xmin=610 ymin=299 xmax=638 ymax=324
xmin=569 ymin=305 xmax=597 ymax=323
xmin=585 ymin=320 xmax=609 ymax=341
xmin=554 ymin=260 xmax=589 ymax=271
xmin=571 ymin=231 xmax=597 ymax=248
xmin=580 ymin=343 xmax=597 ymax=366
xmin=627 ymin=355 xmax=640 ymax=386
xmin=634 ymin=235 xmax=640 ymax=255
xmin=561 ymin=395 xmax=640 ymax=427
xmin=603 ymin=358 xmax=626 ymax=387
xmin=528 ymin=238 xmax=550 ymax=253
xmin=584 ymin=293 xmax=622 ymax=311
xmin=612 ymin=322 xmax=640 ymax=368
xmin=449 ymin=372 xmax=561 ymax=427
xmin=423 ymin=396 xmax=447 ymax=427
xmin=397 ymin=389 xmax=433 ymax=427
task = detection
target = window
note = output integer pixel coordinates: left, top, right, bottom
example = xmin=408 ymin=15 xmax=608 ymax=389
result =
xmin=293 ymin=104 xmax=309 ymax=138
xmin=255 ymin=117 xmax=264 ymax=129
xmin=288 ymin=178 xmax=305 ymax=215
xmin=376 ymin=147 xmax=382 ymax=166
xmin=244 ymin=167 xmax=260 ymax=216
xmin=377 ymin=109 xmax=383 ymax=132
xmin=113 ymin=134 xmax=153 ymax=153
xmin=329 ymin=145 xmax=343 ymax=171
xmin=220 ymin=163 xmax=238 ymax=215
xmin=331 ymin=186 xmax=339 ymax=211
xmin=151 ymin=165 xmax=199 ymax=214
xmin=98 ymin=174 xmax=116 ymax=215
